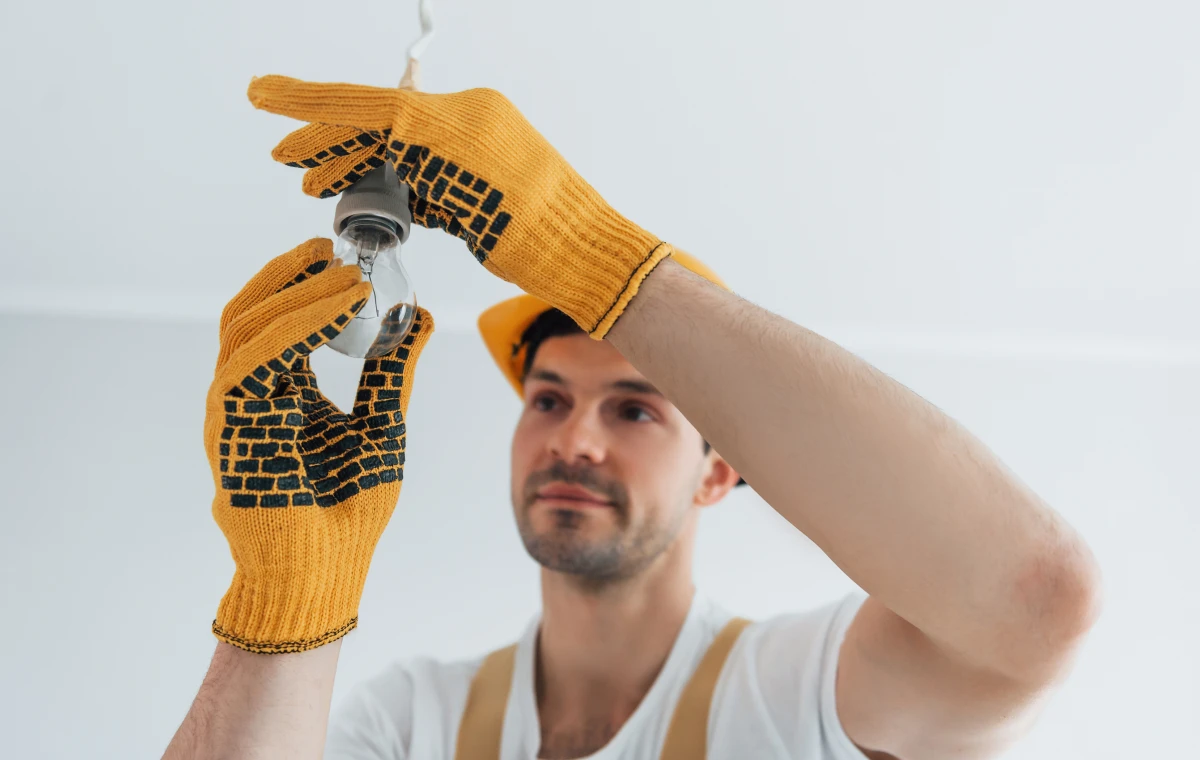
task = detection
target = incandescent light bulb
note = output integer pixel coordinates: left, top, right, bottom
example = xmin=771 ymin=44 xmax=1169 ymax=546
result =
xmin=326 ymin=164 xmax=418 ymax=359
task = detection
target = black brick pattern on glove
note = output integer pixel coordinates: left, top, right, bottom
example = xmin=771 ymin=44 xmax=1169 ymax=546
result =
xmin=216 ymin=309 xmax=424 ymax=510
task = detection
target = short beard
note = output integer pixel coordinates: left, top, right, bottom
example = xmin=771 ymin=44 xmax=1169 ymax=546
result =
xmin=515 ymin=461 xmax=688 ymax=589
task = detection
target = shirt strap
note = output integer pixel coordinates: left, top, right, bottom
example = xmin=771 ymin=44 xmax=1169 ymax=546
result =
xmin=453 ymin=643 xmax=517 ymax=760
xmin=659 ymin=616 xmax=753 ymax=760
xmin=453 ymin=617 xmax=754 ymax=760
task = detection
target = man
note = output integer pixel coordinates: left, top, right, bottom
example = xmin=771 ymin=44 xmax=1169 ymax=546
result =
xmin=164 ymin=77 xmax=1101 ymax=760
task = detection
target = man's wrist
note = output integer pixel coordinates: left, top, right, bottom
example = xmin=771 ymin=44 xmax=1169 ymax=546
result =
xmin=606 ymin=256 xmax=694 ymax=345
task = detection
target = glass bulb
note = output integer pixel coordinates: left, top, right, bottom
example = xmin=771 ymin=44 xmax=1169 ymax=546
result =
xmin=326 ymin=214 xmax=417 ymax=359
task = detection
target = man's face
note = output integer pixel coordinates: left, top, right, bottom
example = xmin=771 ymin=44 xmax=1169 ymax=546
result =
xmin=510 ymin=333 xmax=718 ymax=585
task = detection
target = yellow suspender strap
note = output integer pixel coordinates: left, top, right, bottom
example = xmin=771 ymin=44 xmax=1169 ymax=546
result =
xmin=453 ymin=617 xmax=753 ymax=760
xmin=659 ymin=617 xmax=752 ymax=760
xmin=453 ymin=644 xmax=517 ymax=760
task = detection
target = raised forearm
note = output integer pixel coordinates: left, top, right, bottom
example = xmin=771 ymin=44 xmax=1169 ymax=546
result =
xmin=608 ymin=259 xmax=1100 ymax=676
xmin=163 ymin=641 xmax=341 ymax=760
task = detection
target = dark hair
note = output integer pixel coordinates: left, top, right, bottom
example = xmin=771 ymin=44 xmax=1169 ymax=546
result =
xmin=518 ymin=308 xmax=711 ymax=455
xmin=519 ymin=308 xmax=583 ymax=381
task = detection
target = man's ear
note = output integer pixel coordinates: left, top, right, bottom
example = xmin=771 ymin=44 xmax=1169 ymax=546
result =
xmin=694 ymin=451 xmax=741 ymax=507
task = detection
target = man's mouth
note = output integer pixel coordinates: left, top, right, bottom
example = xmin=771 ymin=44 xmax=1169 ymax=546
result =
xmin=534 ymin=483 xmax=614 ymax=507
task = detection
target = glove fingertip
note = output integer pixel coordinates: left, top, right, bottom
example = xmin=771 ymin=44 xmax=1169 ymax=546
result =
xmin=270 ymin=140 xmax=295 ymax=163
xmin=218 ymin=282 xmax=375 ymax=397
xmin=273 ymin=239 xmax=335 ymax=289
xmin=303 ymin=263 xmax=362 ymax=298
xmin=219 ymin=239 xmax=336 ymax=343
xmin=412 ymin=306 xmax=435 ymax=335
xmin=247 ymin=74 xmax=288 ymax=109
xmin=302 ymin=171 xmax=340 ymax=199
xmin=300 ymin=237 xmax=335 ymax=263
xmin=344 ymin=280 xmax=374 ymax=312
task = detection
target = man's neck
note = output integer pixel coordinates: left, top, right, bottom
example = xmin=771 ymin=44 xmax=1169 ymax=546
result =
xmin=534 ymin=540 xmax=696 ymax=758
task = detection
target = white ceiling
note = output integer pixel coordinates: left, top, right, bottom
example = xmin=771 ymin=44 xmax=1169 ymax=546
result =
xmin=1 ymin=0 xmax=1196 ymax=361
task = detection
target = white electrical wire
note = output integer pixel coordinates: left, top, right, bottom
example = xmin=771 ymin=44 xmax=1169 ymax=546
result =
xmin=407 ymin=0 xmax=435 ymax=62
xmin=399 ymin=0 xmax=434 ymax=90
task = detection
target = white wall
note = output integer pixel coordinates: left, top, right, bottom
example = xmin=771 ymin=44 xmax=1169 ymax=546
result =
xmin=0 ymin=0 xmax=1197 ymax=757
xmin=2 ymin=0 xmax=1197 ymax=343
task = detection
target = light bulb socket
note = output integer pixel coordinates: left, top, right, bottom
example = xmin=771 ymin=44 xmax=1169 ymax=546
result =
xmin=333 ymin=163 xmax=412 ymax=243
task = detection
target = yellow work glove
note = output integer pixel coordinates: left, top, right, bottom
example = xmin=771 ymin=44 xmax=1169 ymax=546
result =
xmin=206 ymin=238 xmax=434 ymax=653
xmin=248 ymin=75 xmax=672 ymax=339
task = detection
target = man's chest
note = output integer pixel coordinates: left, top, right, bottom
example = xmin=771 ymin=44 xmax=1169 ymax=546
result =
xmin=536 ymin=718 xmax=623 ymax=759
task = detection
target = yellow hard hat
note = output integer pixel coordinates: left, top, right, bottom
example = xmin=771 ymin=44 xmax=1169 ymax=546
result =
xmin=478 ymin=251 xmax=729 ymax=397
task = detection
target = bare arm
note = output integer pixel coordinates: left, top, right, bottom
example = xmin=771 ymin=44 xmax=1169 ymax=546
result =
xmin=607 ymin=259 xmax=1102 ymax=759
xmin=163 ymin=640 xmax=341 ymax=760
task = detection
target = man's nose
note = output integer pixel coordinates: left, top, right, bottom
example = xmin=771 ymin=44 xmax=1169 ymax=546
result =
xmin=547 ymin=407 xmax=607 ymax=465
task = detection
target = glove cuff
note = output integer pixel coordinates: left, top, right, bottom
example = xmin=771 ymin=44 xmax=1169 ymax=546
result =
xmin=212 ymin=553 xmax=371 ymax=654
xmin=482 ymin=170 xmax=674 ymax=340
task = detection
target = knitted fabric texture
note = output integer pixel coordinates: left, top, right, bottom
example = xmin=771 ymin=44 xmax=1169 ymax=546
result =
xmin=206 ymin=238 xmax=434 ymax=653
xmin=248 ymin=75 xmax=673 ymax=338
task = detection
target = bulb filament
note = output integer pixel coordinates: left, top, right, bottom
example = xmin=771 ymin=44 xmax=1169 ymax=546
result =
xmin=359 ymin=250 xmax=381 ymax=319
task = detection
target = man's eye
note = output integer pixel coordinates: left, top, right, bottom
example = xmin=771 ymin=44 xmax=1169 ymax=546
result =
xmin=621 ymin=404 xmax=653 ymax=422
xmin=532 ymin=394 xmax=558 ymax=412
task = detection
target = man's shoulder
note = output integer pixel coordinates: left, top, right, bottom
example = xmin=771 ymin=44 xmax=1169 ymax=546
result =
xmin=706 ymin=592 xmax=870 ymax=758
xmin=327 ymin=650 xmax=494 ymax=754
xmin=355 ymin=650 xmax=490 ymax=701
xmin=710 ymin=591 xmax=866 ymax=654
xmin=735 ymin=592 xmax=866 ymax=674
